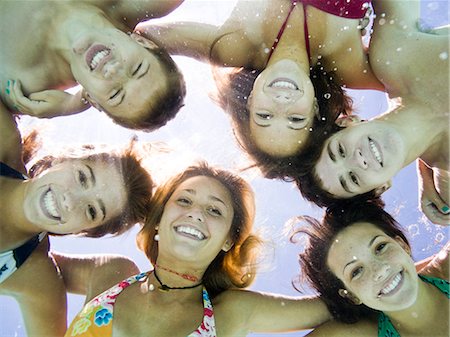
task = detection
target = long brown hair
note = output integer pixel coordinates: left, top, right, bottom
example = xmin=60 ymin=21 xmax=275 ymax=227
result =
xmin=137 ymin=162 xmax=262 ymax=297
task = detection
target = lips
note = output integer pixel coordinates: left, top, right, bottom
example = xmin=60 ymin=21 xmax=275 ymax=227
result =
xmin=174 ymin=225 xmax=207 ymax=241
xmin=378 ymin=270 xmax=403 ymax=298
xmin=86 ymin=44 xmax=111 ymax=71
xmin=40 ymin=188 xmax=61 ymax=221
xmin=268 ymin=78 xmax=300 ymax=91
xmin=368 ymin=137 xmax=383 ymax=167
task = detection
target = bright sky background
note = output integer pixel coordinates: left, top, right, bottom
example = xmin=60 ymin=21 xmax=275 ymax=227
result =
xmin=1 ymin=1 xmax=448 ymax=337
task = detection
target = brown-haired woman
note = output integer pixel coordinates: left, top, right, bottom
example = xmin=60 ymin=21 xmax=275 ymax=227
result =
xmin=56 ymin=162 xmax=331 ymax=337
xmin=297 ymin=200 xmax=449 ymax=336
xmin=0 ymin=99 xmax=154 ymax=337
xmin=137 ymin=0 xmax=384 ymax=175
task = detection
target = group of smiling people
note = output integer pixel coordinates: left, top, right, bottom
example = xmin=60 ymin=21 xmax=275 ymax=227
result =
xmin=0 ymin=0 xmax=448 ymax=336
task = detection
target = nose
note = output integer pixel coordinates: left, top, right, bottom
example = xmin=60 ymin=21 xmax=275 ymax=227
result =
xmin=187 ymin=208 xmax=204 ymax=222
xmin=352 ymin=148 xmax=368 ymax=169
xmin=62 ymin=191 xmax=86 ymax=212
xmin=103 ymin=61 xmax=121 ymax=79
xmin=372 ymin=261 xmax=390 ymax=282
xmin=271 ymin=92 xmax=295 ymax=104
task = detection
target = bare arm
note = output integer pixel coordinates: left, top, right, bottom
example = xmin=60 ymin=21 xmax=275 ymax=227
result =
xmin=83 ymin=0 xmax=185 ymax=29
xmin=0 ymin=99 xmax=25 ymax=173
xmin=51 ymin=251 xmax=139 ymax=302
xmin=216 ymin=290 xmax=331 ymax=335
xmin=136 ymin=21 xmax=221 ymax=63
xmin=306 ymin=319 xmax=376 ymax=337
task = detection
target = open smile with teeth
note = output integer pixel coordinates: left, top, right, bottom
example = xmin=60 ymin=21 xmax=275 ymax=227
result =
xmin=175 ymin=226 xmax=206 ymax=240
xmin=379 ymin=271 xmax=403 ymax=297
xmin=87 ymin=47 xmax=111 ymax=71
xmin=41 ymin=189 xmax=61 ymax=220
xmin=368 ymin=137 xmax=383 ymax=167
xmin=269 ymin=79 xmax=300 ymax=91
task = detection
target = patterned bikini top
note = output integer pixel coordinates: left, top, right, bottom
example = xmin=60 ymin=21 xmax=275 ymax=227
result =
xmin=378 ymin=274 xmax=449 ymax=337
xmin=65 ymin=271 xmax=216 ymax=337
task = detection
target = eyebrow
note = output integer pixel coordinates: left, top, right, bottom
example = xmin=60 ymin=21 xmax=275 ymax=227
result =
xmin=369 ymin=235 xmax=382 ymax=247
xmin=184 ymin=189 xmax=227 ymax=207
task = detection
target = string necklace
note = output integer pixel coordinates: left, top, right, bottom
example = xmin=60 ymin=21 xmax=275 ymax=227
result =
xmin=154 ymin=263 xmax=200 ymax=282
xmin=153 ymin=269 xmax=202 ymax=292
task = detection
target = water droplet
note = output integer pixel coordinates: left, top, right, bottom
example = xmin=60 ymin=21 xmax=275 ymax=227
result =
xmin=385 ymin=61 xmax=390 ymax=65
xmin=379 ymin=18 xmax=386 ymax=25
xmin=435 ymin=232 xmax=444 ymax=243
xmin=439 ymin=52 xmax=448 ymax=60
xmin=149 ymin=283 xmax=155 ymax=291
xmin=363 ymin=69 xmax=367 ymax=73
xmin=333 ymin=67 xmax=338 ymax=71
xmin=396 ymin=47 xmax=402 ymax=52
xmin=317 ymin=55 xmax=322 ymax=59
xmin=389 ymin=20 xmax=395 ymax=25
xmin=264 ymin=48 xmax=270 ymax=54
xmin=281 ymin=301 xmax=286 ymax=306
xmin=380 ymin=13 xmax=386 ymax=18
xmin=324 ymin=93 xmax=331 ymax=99
xmin=347 ymin=48 xmax=352 ymax=52
xmin=408 ymin=224 xmax=419 ymax=237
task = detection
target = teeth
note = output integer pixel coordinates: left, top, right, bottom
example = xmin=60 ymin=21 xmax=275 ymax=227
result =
xmin=380 ymin=273 xmax=402 ymax=295
xmin=90 ymin=49 xmax=110 ymax=70
xmin=369 ymin=138 xmax=383 ymax=166
xmin=175 ymin=226 xmax=205 ymax=240
xmin=270 ymin=80 xmax=298 ymax=90
xmin=43 ymin=190 xmax=61 ymax=219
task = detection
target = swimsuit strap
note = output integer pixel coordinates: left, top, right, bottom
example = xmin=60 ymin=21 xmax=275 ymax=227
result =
xmin=418 ymin=274 xmax=450 ymax=297
xmin=0 ymin=162 xmax=26 ymax=180
xmin=378 ymin=274 xmax=449 ymax=337
xmin=266 ymin=1 xmax=298 ymax=64
xmin=266 ymin=1 xmax=311 ymax=65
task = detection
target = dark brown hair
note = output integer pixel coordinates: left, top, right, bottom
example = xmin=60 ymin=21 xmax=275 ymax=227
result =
xmin=296 ymin=200 xmax=410 ymax=323
xmin=137 ymin=162 xmax=262 ymax=298
xmin=212 ymin=64 xmax=352 ymax=180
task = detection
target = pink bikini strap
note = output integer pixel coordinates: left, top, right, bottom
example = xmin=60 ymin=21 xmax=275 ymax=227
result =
xmin=266 ymin=1 xmax=311 ymax=65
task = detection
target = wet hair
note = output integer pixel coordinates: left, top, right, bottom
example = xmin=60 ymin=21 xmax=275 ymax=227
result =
xmin=296 ymin=200 xmax=410 ymax=323
xmin=23 ymin=133 xmax=154 ymax=237
xmin=103 ymin=41 xmax=186 ymax=132
xmin=293 ymin=124 xmax=379 ymax=208
xmin=212 ymin=64 xmax=352 ymax=179
xmin=137 ymin=162 xmax=262 ymax=298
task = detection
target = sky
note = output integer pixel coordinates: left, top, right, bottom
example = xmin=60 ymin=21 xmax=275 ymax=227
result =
xmin=0 ymin=1 xmax=449 ymax=337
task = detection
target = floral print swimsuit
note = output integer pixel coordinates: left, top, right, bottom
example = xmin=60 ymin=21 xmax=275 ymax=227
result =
xmin=65 ymin=271 xmax=216 ymax=337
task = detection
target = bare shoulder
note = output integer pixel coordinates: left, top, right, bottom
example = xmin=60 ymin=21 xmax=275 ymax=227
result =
xmin=307 ymin=319 xmax=377 ymax=337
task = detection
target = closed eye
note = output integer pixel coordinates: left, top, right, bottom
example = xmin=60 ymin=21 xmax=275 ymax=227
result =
xmin=108 ymin=88 xmax=125 ymax=106
xmin=177 ymin=197 xmax=192 ymax=206
xmin=78 ymin=170 xmax=88 ymax=187
xmin=132 ymin=62 xmax=142 ymax=76
xmin=338 ymin=143 xmax=345 ymax=158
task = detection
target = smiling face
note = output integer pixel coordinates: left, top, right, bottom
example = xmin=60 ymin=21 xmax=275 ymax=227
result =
xmin=70 ymin=30 xmax=168 ymax=123
xmin=157 ymin=176 xmax=234 ymax=266
xmin=327 ymin=222 xmax=418 ymax=312
xmin=315 ymin=120 xmax=405 ymax=198
xmin=247 ymin=60 xmax=316 ymax=157
xmin=23 ymin=159 xmax=126 ymax=234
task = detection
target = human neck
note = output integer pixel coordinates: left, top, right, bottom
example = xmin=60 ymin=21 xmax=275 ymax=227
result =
xmin=385 ymin=276 xmax=446 ymax=334
xmin=153 ymin=259 xmax=204 ymax=290
xmin=0 ymin=179 xmax=41 ymax=241
xmin=373 ymin=103 xmax=445 ymax=169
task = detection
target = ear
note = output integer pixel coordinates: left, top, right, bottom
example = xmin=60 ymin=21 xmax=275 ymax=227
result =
xmin=221 ymin=239 xmax=233 ymax=252
xmin=313 ymin=98 xmax=320 ymax=119
xmin=374 ymin=180 xmax=392 ymax=196
xmin=84 ymin=92 xmax=103 ymax=111
xmin=394 ymin=235 xmax=411 ymax=255
xmin=338 ymin=288 xmax=362 ymax=305
xmin=335 ymin=114 xmax=362 ymax=127
xmin=130 ymin=32 xmax=159 ymax=50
